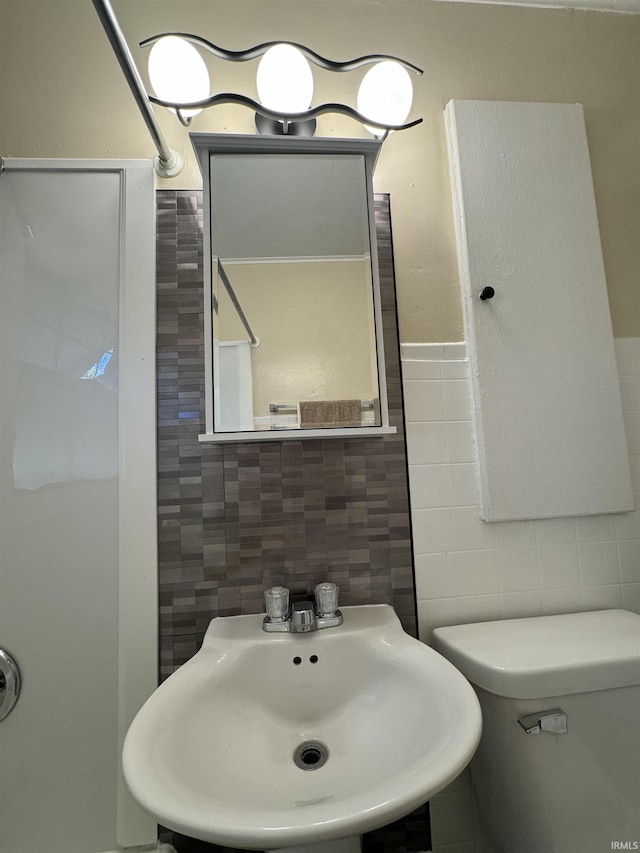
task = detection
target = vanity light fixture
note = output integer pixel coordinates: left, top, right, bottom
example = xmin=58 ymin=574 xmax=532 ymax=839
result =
xmin=142 ymin=33 xmax=423 ymax=138
xmin=91 ymin=0 xmax=423 ymax=176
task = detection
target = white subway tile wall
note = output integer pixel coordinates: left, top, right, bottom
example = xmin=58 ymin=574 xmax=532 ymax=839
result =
xmin=402 ymin=338 xmax=640 ymax=853
xmin=402 ymin=338 xmax=640 ymax=645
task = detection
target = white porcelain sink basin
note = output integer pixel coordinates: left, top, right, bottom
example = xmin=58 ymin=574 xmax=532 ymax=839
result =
xmin=123 ymin=604 xmax=481 ymax=850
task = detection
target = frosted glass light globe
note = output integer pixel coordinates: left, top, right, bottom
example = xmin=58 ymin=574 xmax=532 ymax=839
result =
xmin=256 ymin=44 xmax=314 ymax=114
xmin=148 ymin=36 xmax=210 ymax=119
xmin=357 ymin=61 xmax=413 ymax=136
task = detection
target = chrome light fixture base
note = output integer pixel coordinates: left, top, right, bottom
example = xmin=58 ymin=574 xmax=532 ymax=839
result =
xmin=254 ymin=113 xmax=317 ymax=137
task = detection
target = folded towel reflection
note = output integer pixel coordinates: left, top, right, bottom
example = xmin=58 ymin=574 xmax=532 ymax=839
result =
xmin=299 ymin=399 xmax=362 ymax=428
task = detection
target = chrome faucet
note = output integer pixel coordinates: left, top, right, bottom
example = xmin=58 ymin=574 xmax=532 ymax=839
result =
xmin=263 ymin=583 xmax=343 ymax=633
xmin=291 ymin=601 xmax=316 ymax=633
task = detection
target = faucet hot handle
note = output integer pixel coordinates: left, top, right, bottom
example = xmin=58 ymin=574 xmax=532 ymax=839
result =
xmin=315 ymin=582 xmax=339 ymax=617
xmin=264 ymin=585 xmax=290 ymax=621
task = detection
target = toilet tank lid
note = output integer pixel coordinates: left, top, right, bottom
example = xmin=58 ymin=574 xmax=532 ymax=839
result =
xmin=433 ymin=609 xmax=640 ymax=699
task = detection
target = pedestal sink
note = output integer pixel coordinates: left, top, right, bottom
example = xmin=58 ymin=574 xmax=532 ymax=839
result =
xmin=123 ymin=604 xmax=481 ymax=851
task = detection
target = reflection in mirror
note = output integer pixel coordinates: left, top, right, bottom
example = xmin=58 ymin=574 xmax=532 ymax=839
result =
xmin=192 ymin=135 xmax=395 ymax=441
xmin=215 ymin=253 xmax=380 ymax=431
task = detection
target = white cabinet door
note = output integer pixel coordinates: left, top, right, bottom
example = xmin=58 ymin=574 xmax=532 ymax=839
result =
xmin=446 ymin=100 xmax=634 ymax=521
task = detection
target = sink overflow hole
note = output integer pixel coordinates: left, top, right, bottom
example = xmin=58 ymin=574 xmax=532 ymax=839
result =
xmin=293 ymin=740 xmax=329 ymax=771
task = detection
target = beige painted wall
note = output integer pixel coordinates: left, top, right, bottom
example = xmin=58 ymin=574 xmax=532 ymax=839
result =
xmin=1 ymin=0 xmax=638 ymax=340
xmin=218 ymin=260 xmax=379 ymax=418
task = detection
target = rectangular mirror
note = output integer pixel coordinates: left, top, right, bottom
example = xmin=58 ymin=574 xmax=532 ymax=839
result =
xmin=191 ymin=134 xmax=396 ymax=442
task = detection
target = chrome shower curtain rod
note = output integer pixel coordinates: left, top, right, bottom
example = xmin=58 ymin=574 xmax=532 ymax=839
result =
xmin=91 ymin=0 xmax=183 ymax=177
xmin=216 ymin=259 xmax=260 ymax=348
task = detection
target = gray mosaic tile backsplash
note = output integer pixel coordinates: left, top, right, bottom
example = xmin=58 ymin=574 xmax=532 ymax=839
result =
xmin=156 ymin=191 xmax=416 ymax=678
xmin=155 ymin=189 xmax=427 ymax=853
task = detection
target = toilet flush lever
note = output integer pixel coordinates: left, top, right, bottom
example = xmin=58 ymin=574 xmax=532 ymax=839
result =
xmin=518 ymin=708 xmax=568 ymax=735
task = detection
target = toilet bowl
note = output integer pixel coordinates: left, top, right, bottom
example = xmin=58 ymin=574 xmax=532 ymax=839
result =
xmin=433 ymin=609 xmax=640 ymax=853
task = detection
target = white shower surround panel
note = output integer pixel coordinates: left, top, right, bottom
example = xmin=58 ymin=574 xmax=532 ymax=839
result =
xmin=0 ymin=160 xmax=158 ymax=853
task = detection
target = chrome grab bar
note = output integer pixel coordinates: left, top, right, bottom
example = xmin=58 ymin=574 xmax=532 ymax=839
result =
xmin=0 ymin=648 xmax=21 ymax=722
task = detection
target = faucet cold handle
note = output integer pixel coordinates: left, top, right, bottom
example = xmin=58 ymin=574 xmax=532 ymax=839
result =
xmin=264 ymin=586 xmax=290 ymax=621
xmin=315 ymin=582 xmax=339 ymax=616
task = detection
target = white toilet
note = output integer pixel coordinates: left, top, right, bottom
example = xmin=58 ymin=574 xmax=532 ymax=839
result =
xmin=433 ymin=609 xmax=640 ymax=853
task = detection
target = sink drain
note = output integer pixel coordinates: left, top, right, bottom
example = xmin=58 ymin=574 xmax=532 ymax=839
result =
xmin=293 ymin=740 xmax=329 ymax=771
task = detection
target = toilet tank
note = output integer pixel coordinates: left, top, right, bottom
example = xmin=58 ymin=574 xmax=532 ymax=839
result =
xmin=433 ymin=610 xmax=640 ymax=853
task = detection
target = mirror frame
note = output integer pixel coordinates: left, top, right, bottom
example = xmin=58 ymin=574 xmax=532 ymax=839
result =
xmin=191 ymin=133 xmax=396 ymax=442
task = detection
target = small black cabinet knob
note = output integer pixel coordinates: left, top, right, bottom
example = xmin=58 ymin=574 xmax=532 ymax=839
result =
xmin=480 ymin=286 xmax=495 ymax=301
